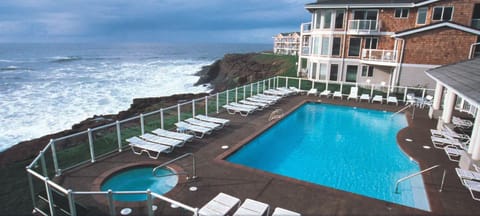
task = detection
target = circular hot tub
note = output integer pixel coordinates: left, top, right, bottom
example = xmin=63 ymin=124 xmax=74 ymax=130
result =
xmin=100 ymin=166 xmax=178 ymax=202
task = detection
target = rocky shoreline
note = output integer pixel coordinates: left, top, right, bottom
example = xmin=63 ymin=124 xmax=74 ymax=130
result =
xmin=0 ymin=52 xmax=295 ymax=167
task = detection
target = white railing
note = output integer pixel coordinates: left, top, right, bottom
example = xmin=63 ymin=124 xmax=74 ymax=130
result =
xmin=301 ymin=22 xmax=312 ymax=33
xmin=348 ymin=20 xmax=378 ymax=33
xmin=361 ymin=49 xmax=397 ymax=63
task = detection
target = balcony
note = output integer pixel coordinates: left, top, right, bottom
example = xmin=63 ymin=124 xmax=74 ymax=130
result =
xmin=472 ymin=19 xmax=480 ymax=29
xmin=301 ymin=22 xmax=312 ymax=34
xmin=361 ymin=49 xmax=397 ymax=66
xmin=348 ymin=20 xmax=378 ymax=34
xmin=301 ymin=46 xmax=310 ymax=56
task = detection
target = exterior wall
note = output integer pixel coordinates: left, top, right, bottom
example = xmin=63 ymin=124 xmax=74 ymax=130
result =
xmin=398 ymin=65 xmax=438 ymax=88
xmin=273 ymin=33 xmax=300 ymax=56
xmin=402 ymin=28 xmax=478 ymax=65
xmin=430 ymin=0 xmax=480 ymax=26
xmin=357 ymin=66 xmax=393 ymax=85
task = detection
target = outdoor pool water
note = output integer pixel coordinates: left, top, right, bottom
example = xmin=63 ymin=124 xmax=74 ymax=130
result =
xmin=227 ymin=103 xmax=430 ymax=211
xmin=101 ymin=166 xmax=178 ymax=202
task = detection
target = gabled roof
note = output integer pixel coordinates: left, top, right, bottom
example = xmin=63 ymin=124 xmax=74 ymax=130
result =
xmin=392 ymin=21 xmax=480 ymax=38
xmin=425 ymin=57 xmax=480 ymax=108
xmin=305 ymin=0 xmax=439 ymax=9
xmin=280 ymin=32 xmax=300 ymax=36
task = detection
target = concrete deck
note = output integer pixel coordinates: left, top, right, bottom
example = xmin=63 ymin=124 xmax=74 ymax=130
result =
xmin=58 ymin=94 xmax=480 ymax=215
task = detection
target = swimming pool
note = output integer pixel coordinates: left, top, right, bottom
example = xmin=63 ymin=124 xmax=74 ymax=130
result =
xmin=227 ymin=103 xmax=430 ymax=211
xmin=101 ymin=166 xmax=178 ymax=202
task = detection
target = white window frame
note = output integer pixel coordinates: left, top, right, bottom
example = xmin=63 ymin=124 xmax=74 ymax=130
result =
xmin=361 ymin=65 xmax=374 ymax=77
xmin=432 ymin=6 xmax=454 ymax=21
xmin=394 ymin=8 xmax=409 ymax=19
xmin=416 ymin=7 xmax=428 ymax=25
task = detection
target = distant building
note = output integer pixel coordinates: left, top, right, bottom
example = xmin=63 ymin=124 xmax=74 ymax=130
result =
xmin=273 ymin=32 xmax=301 ymax=56
xmin=298 ymin=0 xmax=480 ymax=88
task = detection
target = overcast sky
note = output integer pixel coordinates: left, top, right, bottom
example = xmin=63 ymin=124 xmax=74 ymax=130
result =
xmin=0 ymin=0 xmax=311 ymax=44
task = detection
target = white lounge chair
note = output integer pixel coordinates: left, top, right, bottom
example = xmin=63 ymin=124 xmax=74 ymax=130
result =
xmin=256 ymin=94 xmax=282 ymax=101
xmin=233 ymin=199 xmax=270 ymax=216
xmin=223 ymin=104 xmax=256 ymax=116
xmin=431 ymin=136 xmax=468 ymax=149
xmin=230 ymin=102 xmax=259 ymax=111
xmin=430 ymin=127 xmax=470 ymax=141
xmin=184 ymin=118 xmax=222 ymax=130
xmin=462 ymin=179 xmax=480 ymax=201
xmin=319 ymin=90 xmax=331 ymax=98
xmin=359 ymin=94 xmax=370 ymax=102
xmin=126 ymin=137 xmax=171 ymax=159
xmin=239 ymin=100 xmax=269 ymax=110
xmin=175 ymin=121 xmax=213 ymax=138
xmin=347 ymin=87 xmax=358 ymax=101
xmin=272 ymin=207 xmax=301 ymax=216
xmin=332 ymin=91 xmax=342 ymax=99
xmin=276 ymin=87 xmax=296 ymax=95
xmin=453 ymin=116 xmax=473 ymax=128
xmin=444 ymin=146 xmax=464 ymax=162
xmin=371 ymin=95 xmax=383 ymax=104
xmin=152 ymin=128 xmax=194 ymax=142
xmin=195 ymin=115 xmax=230 ymax=127
xmin=387 ymin=96 xmax=398 ymax=105
xmin=199 ymin=193 xmax=241 ymax=216
xmin=289 ymin=86 xmax=307 ymax=95
xmin=140 ymin=133 xmax=185 ymax=148
xmin=307 ymin=88 xmax=318 ymax=96
xmin=264 ymin=89 xmax=289 ymax=97
xmin=247 ymin=96 xmax=276 ymax=105
xmin=456 ymin=168 xmax=480 ymax=184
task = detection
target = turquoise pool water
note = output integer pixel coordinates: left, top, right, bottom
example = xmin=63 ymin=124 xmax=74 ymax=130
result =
xmin=227 ymin=103 xmax=430 ymax=211
xmin=100 ymin=167 xmax=178 ymax=202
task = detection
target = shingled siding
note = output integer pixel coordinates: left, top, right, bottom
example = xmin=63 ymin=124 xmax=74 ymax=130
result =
xmin=429 ymin=0 xmax=480 ymax=26
xmin=402 ymin=27 xmax=477 ymax=65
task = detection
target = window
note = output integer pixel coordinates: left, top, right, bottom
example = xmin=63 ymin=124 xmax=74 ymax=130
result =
xmin=364 ymin=38 xmax=378 ymax=49
xmin=395 ymin=8 xmax=409 ymax=18
xmin=319 ymin=64 xmax=328 ymax=80
xmin=321 ymin=37 xmax=330 ymax=55
xmin=361 ymin=66 xmax=374 ymax=77
xmin=315 ymin=10 xmax=322 ymax=29
xmin=323 ymin=10 xmax=332 ymax=29
xmin=330 ymin=64 xmax=338 ymax=81
xmin=432 ymin=6 xmax=453 ymax=21
xmin=335 ymin=10 xmax=344 ymax=28
xmin=417 ymin=7 xmax=428 ymax=25
xmin=311 ymin=63 xmax=317 ymax=79
xmin=346 ymin=65 xmax=358 ymax=83
xmin=312 ymin=36 xmax=320 ymax=55
xmin=332 ymin=37 xmax=341 ymax=56
xmin=348 ymin=38 xmax=362 ymax=56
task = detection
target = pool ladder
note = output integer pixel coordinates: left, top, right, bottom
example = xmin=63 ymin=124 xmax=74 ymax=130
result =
xmin=391 ymin=104 xmax=415 ymax=119
xmin=152 ymin=153 xmax=198 ymax=180
xmin=394 ymin=164 xmax=446 ymax=193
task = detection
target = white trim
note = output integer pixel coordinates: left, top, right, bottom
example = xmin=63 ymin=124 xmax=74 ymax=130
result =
xmin=401 ymin=63 xmax=441 ymax=68
xmin=392 ymin=22 xmax=480 ymax=37
xmin=431 ymin=6 xmax=454 ymax=21
xmin=305 ymin=1 xmax=440 ymax=9
xmin=416 ymin=7 xmax=428 ymax=25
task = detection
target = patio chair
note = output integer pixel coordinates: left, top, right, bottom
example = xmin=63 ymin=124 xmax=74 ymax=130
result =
xmin=332 ymin=91 xmax=342 ymax=99
xmin=289 ymin=86 xmax=307 ymax=95
xmin=307 ymin=88 xmax=318 ymax=96
xmin=431 ymin=136 xmax=468 ymax=149
xmin=462 ymin=179 xmax=480 ymax=201
xmin=195 ymin=115 xmax=230 ymax=127
xmin=126 ymin=137 xmax=172 ymax=159
xmin=239 ymin=100 xmax=269 ymax=110
xmin=444 ymin=146 xmax=464 ymax=162
xmin=140 ymin=133 xmax=185 ymax=148
xmin=386 ymin=96 xmax=398 ymax=105
xmin=264 ymin=89 xmax=289 ymax=97
xmin=319 ymin=90 xmax=331 ymax=98
xmin=430 ymin=126 xmax=470 ymax=141
xmin=174 ymin=121 xmax=213 ymax=138
xmin=256 ymin=94 xmax=282 ymax=100
xmin=453 ymin=116 xmax=473 ymax=128
xmin=247 ymin=96 xmax=276 ymax=105
xmin=359 ymin=94 xmax=370 ymax=102
xmin=233 ymin=199 xmax=270 ymax=216
xmin=406 ymin=94 xmax=416 ymax=106
xmin=151 ymin=128 xmax=194 ymax=142
xmin=456 ymin=168 xmax=480 ymax=185
xmin=230 ymin=102 xmax=259 ymax=111
xmin=277 ymin=87 xmax=296 ymax=95
xmin=184 ymin=118 xmax=222 ymax=130
xmin=272 ymin=207 xmax=301 ymax=216
xmin=371 ymin=95 xmax=383 ymax=104
xmin=223 ymin=104 xmax=256 ymax=116
xmin=347 ymin=87 xmax=359 ymax=101
xmin=199 ymin=193 xmax=241 ymax=216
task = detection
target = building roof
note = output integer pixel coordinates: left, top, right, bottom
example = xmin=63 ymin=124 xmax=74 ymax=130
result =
xmin=305 ymin=0 xmax=439 ymax=9
xmin=280 ymin=32 xmax=300 ymax=36
xmin=392 ymin=21 xmax=480 ymax=37
xmin=425 ymin=58 xmax=480 ymax=108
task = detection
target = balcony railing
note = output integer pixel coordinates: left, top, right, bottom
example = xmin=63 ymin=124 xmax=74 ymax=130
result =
xmin=301 ymin=46 xmax=310 ymax=56
xmin=471 ymin=19 xmax=480 ymax=29
xmin=348 ymin=20 xmax=378 ymax=33
xmin=301 ymin=22 xmax=312 ymax=33
xmin=361 ymin=49 xmax=397 ymax=63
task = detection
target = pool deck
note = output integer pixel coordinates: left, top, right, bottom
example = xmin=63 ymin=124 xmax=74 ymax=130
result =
xmin=58 ymin=94 xmax=480 ymax=215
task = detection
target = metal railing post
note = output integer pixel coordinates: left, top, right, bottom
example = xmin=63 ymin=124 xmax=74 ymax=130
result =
xmin=50 ymin=139 xmax=60 ymax=176
xmin=250 ymin=83 xmax=253 ymax=96
xmin=403 ymin=87 xmax=408 ymax=102
xmin=40 ymin=151 xmax=48 ymax=177
xmin=140 ymin=114 xmax=145 ymax=135
xmin=439 ymin=169 xmax=447 ymax=192
xmin=235 ymin=87 xmax=238 ymax=102
xmin=257 ymin=82 xmax=260 ymax=94
xmin=192 ymin=100 xmax=196 ymax=117
xmin=160 ymin=109 xmax=164 ymax=129
xmin=116 ymin=121 xmax=122 ymax=152
xmin=107 ymin=190 xmax=115 ymax=216
xmin=226 ymin=90 xmax=229 ymax=104
xmin=286 ymin=77 xmax=289 ymax=88
xmin=298 ymin=78 xmax=301 ymax=89
xmin=88 ymin=129 xmax=95 ymax=163
xmin=268 ymin=78 xmax=271 ymax=89
xmin=205 ymin=96 xmax=208 ymax=116
xmin=263 ymin=80 xmax=266 ymax=91
xmin=243 ymin=86 xmax=246 ymax=100
xmin=216 ymin=93 xmax=219 ymax=114
xmin=67 ymin=189 xmax=77 ymax=216
xmin=45 ymin=177 xmax=56 ymax=216
xmin=27 ymin=172 xmax=37 ymax=210
xmin=147 ymin=190 xmax=153 ymax=216
xmin=177 ymin=104 xmax=181 ymax=123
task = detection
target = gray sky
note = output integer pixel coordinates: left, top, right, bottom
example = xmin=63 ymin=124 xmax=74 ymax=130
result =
xmin=0 ymin=0 xmax=311 ymax=43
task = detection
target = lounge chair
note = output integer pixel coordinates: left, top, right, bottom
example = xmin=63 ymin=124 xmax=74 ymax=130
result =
xmin=431 ymin=136 xmax=468 ymax=149
xmin=272 ymin=207 xmax=301 ymax=216
xmin=223 ymin=104 xmax=256 ymax=116
xmin=233 ymin=199 xmax=270 ymax=216
xmin=456 ymin=168 xmax=480 ymax=184
xmin=462 ymin=179 xmax=480 ymax=201
xmin=239 ymin=100 xmax=269 ymax=110
xmin=198 ymin=193 xmax=241 ymax=216
xmin=151 ymin=128 xmax=194 ymax=142
xmin=347 ymin=87 xmax=358 ymax=101
xmin=247 ymin=96 xmax=276 ymax=105
xmin=319 ymin=90 xmax=331 ymax=98
xmin=195 ymin=115 xmax=230 ymax=127
xmin=184 ymin=118 xmax=222 ymax=130
xmin=140 ymin=133 xmax=185 ymax=148
xmin=371 ymin=95 xmax=383 ymax=104
xmin=264 ymin=89 xmax=289 ymax=97
xmin=126 ymin=137 xmax=171 ymax=159
xmin=430 ymin=126 xmax=470 ymax=141
xmin=289 ymin=86 xmax=307 ymax=95
xmin=453 ymin=116 xmax=473 ymax=128
xmin=229 ymin=102 xmax=259 ymax=111
xmin=276 ymin=87 xmax=296 ymax=95
xmin=175 ymin=121 xmax=213 ymax=138
xmin=256 ymin=94 xmax=282 ymax=101
xmin=359 ymin=94 xmax=370 ymax=102
xmin=307 ymin=88 xmax=318 ymax=96
xmin=332 ymin=91 xmax=342 ymax=99
xmin=387 ymin=96 xmax=398 ymax=105
xmin=444 ymin=146 xmax=464 ymax=162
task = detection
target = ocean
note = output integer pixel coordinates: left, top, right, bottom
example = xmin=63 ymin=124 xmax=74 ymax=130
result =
xmin=0 ymin=43 xmax=270 ymax=152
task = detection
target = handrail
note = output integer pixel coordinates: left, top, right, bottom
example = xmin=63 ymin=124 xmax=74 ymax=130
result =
xmin=391 ymin=104 xmax=413 ymax=118
xmin=394 ymin=165 xmax=440 ymax=193
xmin=153 ymin=153 xmax=197 ymax=179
